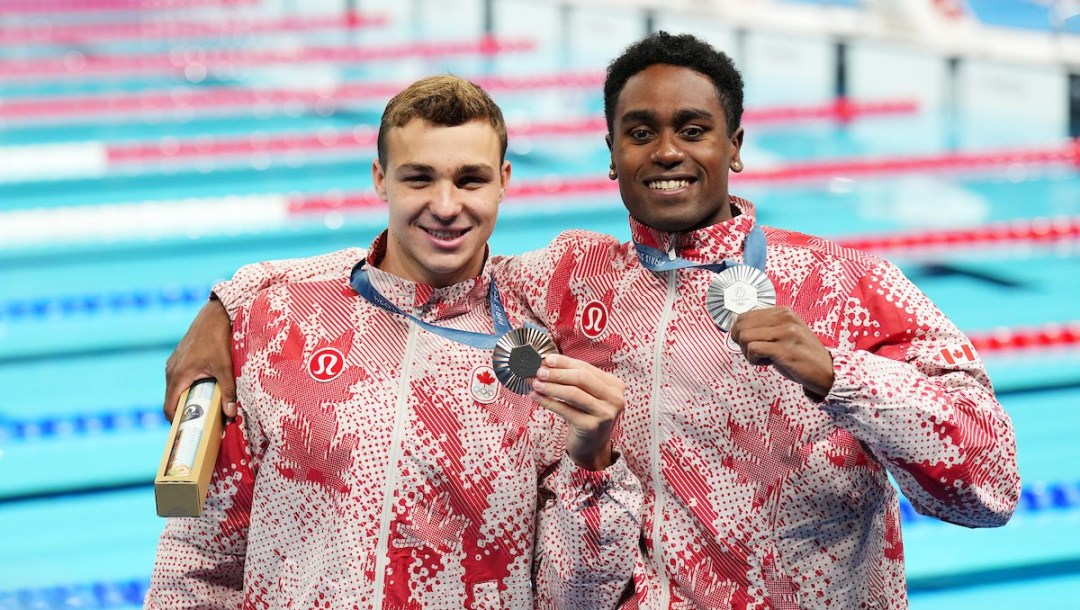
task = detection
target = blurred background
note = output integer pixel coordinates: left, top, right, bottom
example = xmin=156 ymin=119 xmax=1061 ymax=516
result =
xmin=0 ymin=0 xmax=1077 ymax=607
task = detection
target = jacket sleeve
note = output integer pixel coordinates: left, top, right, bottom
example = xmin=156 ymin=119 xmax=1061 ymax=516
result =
xmin=494 ymin=230 xmax=622 ymax=330
xmin=530 ymin=405 xmax=643 ymax=608
xmin=212 ymin=248 xmax=364 ymax=320
xmin=144 ymin=411 xmax=262 ymax=607
xmin=819 ymin=259 xmax=1020 ymax=527
xmin=145 ymin=306 xmax=266 ymax=608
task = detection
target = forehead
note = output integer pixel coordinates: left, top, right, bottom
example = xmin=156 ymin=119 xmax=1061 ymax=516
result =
xmin=614 ymin=64 xmax=725 ymax=123
xmin=383 ymin=118 xmax=502 ymax=168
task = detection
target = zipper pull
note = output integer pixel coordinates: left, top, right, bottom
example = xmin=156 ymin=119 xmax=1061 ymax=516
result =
xmin=667 ymin=247 xmax=676 ymax=261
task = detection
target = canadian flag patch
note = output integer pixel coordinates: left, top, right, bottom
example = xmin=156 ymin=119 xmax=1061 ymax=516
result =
xmin=940 ymin=344 xmax=976 ymax=365
xmin=470 ymin=365 xmax=499 ymax=404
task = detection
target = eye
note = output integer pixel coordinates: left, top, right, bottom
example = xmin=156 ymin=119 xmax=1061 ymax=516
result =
xmin=629 ymin=128 xmax=653 ymax=142
xmin=681 ymin=126 xmax=706 ymax=138
xmin=402 ymin=175 xmax=431 ymax=186
xmin=457 ymin=175 xmax=490 ymax=189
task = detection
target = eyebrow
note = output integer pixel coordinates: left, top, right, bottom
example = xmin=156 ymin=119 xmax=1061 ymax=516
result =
xmin=619 ymin=109 xmax=657 ymax=126
xmin=619 ymin=108 xmax=716 ymax=127
xmin=673 ymin=108 xmax=715 ymax=124
xmin=394 ymin=163 xmax=495 ymax=177
xmin=395 ymin=163 xmax=434 ymax=176
xmin=457 ymin=164 xmax=495 ymax=177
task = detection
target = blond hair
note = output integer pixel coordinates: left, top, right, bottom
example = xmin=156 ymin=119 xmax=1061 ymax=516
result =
xmin=377 ymin=75 xmax=507 ymax=167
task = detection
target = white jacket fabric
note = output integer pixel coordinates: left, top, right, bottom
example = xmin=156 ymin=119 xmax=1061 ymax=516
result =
xmin=146 ymin=234 xmax=643 ymax=610
xmin=159 ymin=199 xmax=1020 ymax=609
xmin=499 ymin=198 xmax=1019 ymax=609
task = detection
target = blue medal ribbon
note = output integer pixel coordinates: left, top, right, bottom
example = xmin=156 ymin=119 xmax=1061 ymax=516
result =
xmin=637 ymin=224 xmax=769 ymax=335
xmin=350 ymin=262 xmax=511 ymax=350
xmin=635 ymin=224 xmax=767 ymax=273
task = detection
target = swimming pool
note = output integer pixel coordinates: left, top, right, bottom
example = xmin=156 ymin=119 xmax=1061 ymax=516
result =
xmin=0 ymin=1 xmax=1077 ymax=608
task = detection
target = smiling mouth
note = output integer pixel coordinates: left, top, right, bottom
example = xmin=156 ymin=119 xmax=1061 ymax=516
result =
xmin=423 ymin=227 xmax=469 ymax=240
xmin=646 ymin=178 xmax=694 ymax=191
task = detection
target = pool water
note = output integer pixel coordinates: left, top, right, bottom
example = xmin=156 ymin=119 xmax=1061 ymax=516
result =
xmin=0 ymin=1 xmax=1077 ymax=608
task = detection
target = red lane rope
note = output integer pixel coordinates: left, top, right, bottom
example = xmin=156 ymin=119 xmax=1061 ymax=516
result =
xmin=744 ymin=98 xmax=917 ymax=123
xmin=969 ymin=322 xmax=1080 ymax=353
xmin=282 ymin=140 xmax=1079 ymax=196
xmin=0 ymin=72 xmax=915 ymax=122
xmin=736 ymin=139 xmax=1080 ymax=182
xmin=0 ymin=0 xmax=255 ymax=13
xmin=0 ymin=73 xmax=605 ymax=121
xmin=105 ymin=118 xmax=613 ymax=162
xmin=0 ymin=12 xmax=387 ymax=45
xmin=0 ymin=36 xmax=533 ymax=80
xmin=101 ymin=103 xmax=921 ymax=162
xmin=836 ymin=216 xmax=1080 ymax=253
xmin=98 ymin=133 xmax=1076 ymax=188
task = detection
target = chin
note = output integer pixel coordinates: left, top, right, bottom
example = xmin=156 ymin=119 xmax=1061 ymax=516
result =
xmin=641 ymin=213 xmax=702 ymax=234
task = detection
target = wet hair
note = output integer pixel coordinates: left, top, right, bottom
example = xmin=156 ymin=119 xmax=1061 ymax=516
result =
xmin=603 ymin=31 xmax=744 ymax=136
xmin=377 ymin=75 xmax=508 ymax=167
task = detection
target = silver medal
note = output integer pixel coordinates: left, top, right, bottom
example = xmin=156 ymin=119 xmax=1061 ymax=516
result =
xmin=492 ymin=327 xmax=560 ymax=394
xmin=705 ymin=265 xmax=776 ymax=331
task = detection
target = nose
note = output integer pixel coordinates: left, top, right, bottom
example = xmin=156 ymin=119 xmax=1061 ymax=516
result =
xmin=651 ymin=131 xmax=685 ymax=168
xmin=429 ymin=181 xmax=461 ymax=220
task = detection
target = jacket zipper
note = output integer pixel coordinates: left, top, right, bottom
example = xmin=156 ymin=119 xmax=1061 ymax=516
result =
xmin=650 ymin=245 xmax=678 ymax=609
xmin=371 ymin=322 xmax=419 ymax=607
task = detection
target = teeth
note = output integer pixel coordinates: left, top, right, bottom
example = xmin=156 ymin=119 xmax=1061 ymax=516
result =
xmin=425 ymin=228 xmax=465 ymax=240
xmin=649 ymin=179 xmax=690 ymax=191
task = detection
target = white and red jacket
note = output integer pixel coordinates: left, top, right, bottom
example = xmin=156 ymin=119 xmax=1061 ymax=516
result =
xmin=500 ymin=197 xmax=1019 ymax=609
xmin=146 ymin=234 xmax=643 ymax=610
xmin=172 ymin=199 xmax=1020 ymax=609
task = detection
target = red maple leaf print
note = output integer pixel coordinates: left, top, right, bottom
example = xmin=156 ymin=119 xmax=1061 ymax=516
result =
xmin=721 ymin=399 xmax=809 ymax=510
xmin=824 ymin=429 xmax=881 ymax=473
xmin=683 ymin=561 xmax=737 ymax=608
xmin=211 ymin=415 xmax=256 ymax=544
xmin=235 ymin=295 xmax=287 ymax=374
xmin=275 ymin=406 xmax=359 ymax=497
xmin=883 ymin=506 xmax=904 ymax=561
xmin=476 ymin=370 xmax=496 ymax=385
xmin=395 ymin=491 xmax=469 ymax=553
xmin=260 ymin=323 xmax=366 ymax=409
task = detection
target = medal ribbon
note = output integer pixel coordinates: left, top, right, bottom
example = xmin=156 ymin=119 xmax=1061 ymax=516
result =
xmin=350 ymin=262 xmax=511 ymax=350
xmin=635 ymin=225 xmax=767 ymax=273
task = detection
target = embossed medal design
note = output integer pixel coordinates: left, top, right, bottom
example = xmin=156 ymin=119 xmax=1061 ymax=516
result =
xmin=492 ymin=327 xmax=560 ymax=394
xmin=705 ymin=266 xmax=776 ymax=331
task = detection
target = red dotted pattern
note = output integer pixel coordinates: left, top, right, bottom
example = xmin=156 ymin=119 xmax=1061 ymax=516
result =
xmin=148 ymin=241 xmax=642 ymax=608
xmin=495 ymin=197 xmax=1019 ymax=609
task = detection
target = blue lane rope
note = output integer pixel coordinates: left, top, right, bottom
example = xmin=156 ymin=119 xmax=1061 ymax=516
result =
xmin=0 ymin=407 xmax=169 ymax=442
xmin=0 ymin=578 xmax=148 ymax=610
xmin=0 ymin=283 xmax=212 ymax=321
xmin=0 ymin=403 xmax=1076 ymax=522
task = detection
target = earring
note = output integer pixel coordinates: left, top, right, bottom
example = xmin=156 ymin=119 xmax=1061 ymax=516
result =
xmin=730 ymin=160 xmax=743 ymax=172
xmin=608 ymin=165 xmax=618 ymax=180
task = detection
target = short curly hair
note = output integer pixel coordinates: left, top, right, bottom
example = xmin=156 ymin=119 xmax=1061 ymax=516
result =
xmin=604 ymin=31 xmax=744 ymax=137
xmin=377 ymin=75 xmax=507 ymax=167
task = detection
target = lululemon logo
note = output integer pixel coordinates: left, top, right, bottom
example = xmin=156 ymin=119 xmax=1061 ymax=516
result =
xmin=308 ymin=347 xmax=345 ymax=383
xmin=580 ymin=300 xmax=608 ymax=339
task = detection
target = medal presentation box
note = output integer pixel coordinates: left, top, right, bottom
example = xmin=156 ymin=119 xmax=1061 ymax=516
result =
xmin=154 ymin=379 xmax=224 ymax=518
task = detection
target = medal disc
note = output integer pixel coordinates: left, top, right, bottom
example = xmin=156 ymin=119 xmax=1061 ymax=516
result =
xmin=705 ymin=265 xmax=775 ymax=331
xmin=492 ymin=327 xmax=560 ymax=394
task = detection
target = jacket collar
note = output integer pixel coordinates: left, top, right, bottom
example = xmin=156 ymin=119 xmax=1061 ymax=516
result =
xmin=354 ymin=230 xmax=494 ymax=319
xmin=629 ymin=196 xmax=759 ymax=265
